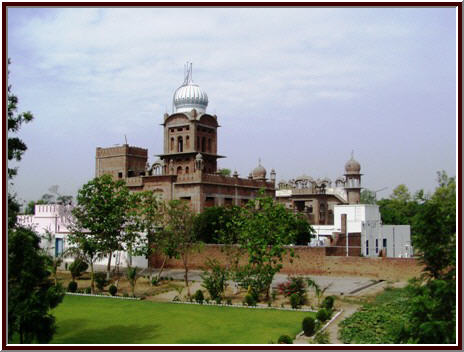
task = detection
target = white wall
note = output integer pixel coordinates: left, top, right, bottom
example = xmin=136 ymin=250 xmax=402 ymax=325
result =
xmin=17 ymin=204 xmax=149 ymax=269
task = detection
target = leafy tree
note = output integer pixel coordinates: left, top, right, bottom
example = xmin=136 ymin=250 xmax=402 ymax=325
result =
xmin=360 ymin=189 xmax=376 ymax=204
xmin=292 ymin=214 xmax=314 ymax=245
xmin=217 ymin=168 xmax=231 ymax=176
xmin=8 ymin=227 xmax=64 ymax=343
xmin=193 ymin=206 xmax=240 ymax=244
xmin=69 ymin=258 xmax=88 ymax=282
xmin=162 ymin=200 xmax=200 ymax=297
xmin=8 ymin=193 xmax=21 ymax=229
xmin=70 ymin=175 xmax=137 ymax=280
xmin=232 ymin=192 xmax=298 ymax=300
xmin=8 ymin=59 xmax=34 ymax=180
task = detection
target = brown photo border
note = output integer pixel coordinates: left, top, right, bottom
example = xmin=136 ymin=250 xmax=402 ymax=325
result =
xmin=2 ymin=1 xmax=462 ymax=350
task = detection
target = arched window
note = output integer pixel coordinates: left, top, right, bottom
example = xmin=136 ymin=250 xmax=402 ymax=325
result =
xmin=185 ymin=166 xmax=189 ymax=174
xmin=177 ymin=166 xmax=183 ymax=175
xmin=178 ymin=136 xmax=183 ymax=152
xmin=186 ymin=136 xmax=190 ymax=149
xmin=171 ymin=137 xmax=174 ymax=151
xmin=208 ymin=138 xmax=211 ymax=152
xmin=202 ymin=137 xmax=206 ymax=152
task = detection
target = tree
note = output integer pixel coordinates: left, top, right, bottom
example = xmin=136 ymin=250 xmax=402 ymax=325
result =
xmin=292 ymin=214 xmax=315 ymax=245
xmin=8 ymin=59 xmax=34 ymax=180
xmin=8 ymin=227 xmax=64 ymax=343
xmin=232 ymin=192 xmax=298 ymax=300
xmin=395 ymin=171 xmax=456 ymax=344
xmin=8 ymin=59 xmax=33 ymax=228
xmin=217 ymin=168 xmax=231 ymax=176
xmin=70 ymin=175 xmax=137 ymax=280
xmin=162 ymin=200 xmax=200 ymax=297
xmin=360 ymin=189 xmax=376 ymax=205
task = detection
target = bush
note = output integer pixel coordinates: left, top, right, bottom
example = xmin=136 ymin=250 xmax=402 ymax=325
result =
xmin=277 ymin=335 xmax=293 ymax=344
xmin=109 ymin=284 xmax=117 ymax=296
xmin=193 ymin=289 xmax=204 ymax=304
xmin=69 ymin=259 xmax=88 ymax=281
xmin=316 ymin=308 xmax=330 ymax=322
xmin=322 ymin=296 xmax=334 ymax=309
xmin=244 ymin=294 xmax=257 ymax=307
xmin=277 ymin=276 xmax=307 ymax=306
xmin=226 ymin=298 xmax=232 ymax=305
xmin=67 ymin=281 xmax=78 ymax=293
xmin=215 ymin=296 xmax=222 ymax=304
xmin=151 ymin=277 xmax=160 ymax=286
xmin=200 ymin=259 xmax=228 ymax=301
xmin=94 ymin=272 xmax=108 ymax=292
xmin=290 ymin=293 xmax=302 ymax=309
xmin=123 ymin=293 xmax=129 ymax=297
xmin=313 ymin=331 xmax=330 ymax=344
xmin=302 ymin=316 xmax=316 ymax=336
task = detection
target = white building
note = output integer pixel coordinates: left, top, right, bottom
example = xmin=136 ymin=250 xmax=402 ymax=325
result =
xmin=311 ymin=203 xmax=413 ymax=258
xmin=17 ymin=204 xmax=148 ymax=269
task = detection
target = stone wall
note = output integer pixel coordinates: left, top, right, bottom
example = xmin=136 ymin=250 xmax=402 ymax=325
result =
xmin=149 ymin=244 xmax=423 ymax=281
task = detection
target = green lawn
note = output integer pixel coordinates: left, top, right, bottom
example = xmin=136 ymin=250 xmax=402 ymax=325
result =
xmin=49 ymin=295 xmax=312 ymax=344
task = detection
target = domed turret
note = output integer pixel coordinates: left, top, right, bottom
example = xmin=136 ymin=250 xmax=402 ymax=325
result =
xmin=252 ymin=159 xmax=267 ymax=180
xmin=173 ymin=63 xmax=208 ymax=113
xmin=344 ymin=153 xmax=361 ymax=174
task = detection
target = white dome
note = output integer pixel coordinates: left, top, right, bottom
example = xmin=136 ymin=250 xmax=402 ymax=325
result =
xmin=173 ymin=63 xmax=208 ymax=113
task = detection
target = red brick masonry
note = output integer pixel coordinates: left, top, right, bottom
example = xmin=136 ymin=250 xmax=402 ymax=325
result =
xmin=150 ymin=244 xmax=424 ymax=281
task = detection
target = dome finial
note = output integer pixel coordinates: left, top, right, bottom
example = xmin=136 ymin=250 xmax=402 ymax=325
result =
xmin=351 ymin=150 xmax=354 ymax=159
xmin=184 ymin=62 xmax=193 ymax=85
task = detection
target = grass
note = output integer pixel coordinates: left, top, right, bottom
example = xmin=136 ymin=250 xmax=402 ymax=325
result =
xmin=48 ymin=295 xmax=313 ymax=344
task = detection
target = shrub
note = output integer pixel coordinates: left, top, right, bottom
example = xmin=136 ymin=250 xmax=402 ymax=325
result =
xmin=277 ymin=276 xmax=307 ymax=306
xmin=215 ymin=296 xmax=222 ymax=304
xmin=313 ymin=331 xmax=330 ymax=344
xmin=69 ymin=259 xmax=88 ymax=281
xmin=226 ymin=298 xmax=232 ymax=305
xmin=123 ymin=293 xmax=129 ymax=297
xmin=316 ymin=308 xmax=330 ymax=322
xmin=67 ymin=281 xmax=78 ymax=293
xmin=322 ymin=296 xmax=335 ymax=309
xmin=302 ymin=316 xmax=316 ymax=336
xmin=290 ymin=293 xmax=301 ymax=309
xmin=193 ymin=289 xmax=204 ymax=304
xmin=151 ymin=277 xmax=160 ymax=286
xmin=85 ymin=287 xmax=91 ymax=294
xmin=277 ymin=335 xmax=293 ymax=344
xmin=94 ymin=272 xmax=109 ymax=292
xmin=244 ymin=294 xmax=257 ymax=307
xmin=109 ymin=284 xmax=117 ymax=296
xmin=200 ymin=259 xmax=228 ymax=301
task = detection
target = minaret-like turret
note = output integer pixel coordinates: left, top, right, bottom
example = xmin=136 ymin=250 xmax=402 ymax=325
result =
xmin=344 ymin=151 xmax=362 ymax=204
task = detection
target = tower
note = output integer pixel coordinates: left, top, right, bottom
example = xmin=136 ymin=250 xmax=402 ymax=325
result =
xmin=344 ymin=152 xmax=362 ymax=204
xmin=158 ymin=63 xmax=224 ymax=175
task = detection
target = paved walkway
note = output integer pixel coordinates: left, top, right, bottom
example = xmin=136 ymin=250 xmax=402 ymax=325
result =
xmin=147 ymin=268 xmax=378 ymax=296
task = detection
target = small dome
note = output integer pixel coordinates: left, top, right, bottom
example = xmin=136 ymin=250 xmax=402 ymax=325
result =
xmin=173 ymin=63 xmax=208 ymax=113
xmin=252 ymin=160 xmax=267 ymax=180
xmin=195 ymin=153 xmax=203 ymax=160
xmin=345 ymin=154 xmax=361 ymax=174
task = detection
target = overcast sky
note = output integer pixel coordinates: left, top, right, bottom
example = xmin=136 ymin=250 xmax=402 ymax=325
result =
xmin=7 ymin=6 xmax=457 ymax=204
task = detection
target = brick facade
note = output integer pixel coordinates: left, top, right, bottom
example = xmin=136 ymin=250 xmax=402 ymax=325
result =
xmin=149 ymin=244 xmax=423 ymax=281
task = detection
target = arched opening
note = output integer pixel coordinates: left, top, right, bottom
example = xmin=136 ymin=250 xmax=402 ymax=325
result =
xmin=177 ymin=166 xmax=183 ymax=175
xmin=170 ymin=137 xmax=174 ymax=151
xmin=202 ymin=137 xmax=206 ymax=152
xmin=177 ymin=136 xmax=183 ymax=152
xmin=185 ymin=166 xmax=189 ymax=174
xmin=186 ymin=136 xmax=190 ymax=149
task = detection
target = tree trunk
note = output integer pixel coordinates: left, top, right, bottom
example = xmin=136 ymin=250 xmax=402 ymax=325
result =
xmin=155 ymin=255 xmax=168 ymax=284
xmin=183 ymin=254 xmax=190 ymax=297
xmin=90 ymin=261 xmax=95 ymax=294
xmin=106 ymin=251 xmax=112 ymax=280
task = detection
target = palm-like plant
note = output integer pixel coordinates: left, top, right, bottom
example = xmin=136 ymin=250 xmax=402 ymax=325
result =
xmin=306 ymin=278 xmax=332 ymax=307
xmin=126 ymin=265 xmax=138 ymax=297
